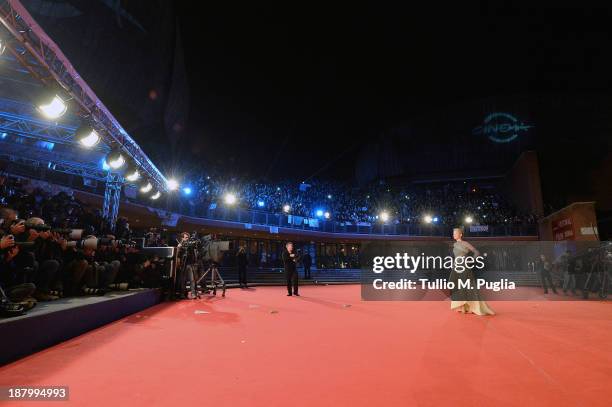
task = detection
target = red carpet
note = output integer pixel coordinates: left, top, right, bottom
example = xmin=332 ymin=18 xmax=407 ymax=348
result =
xmin=1 ymin=285 xmax=610 ymax=406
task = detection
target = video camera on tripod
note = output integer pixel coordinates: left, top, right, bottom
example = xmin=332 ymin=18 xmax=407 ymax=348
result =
xmin=199 ymin=234 xmax=230 ymax=264
xmin=174 ymin=233 xmax=230 ymax=299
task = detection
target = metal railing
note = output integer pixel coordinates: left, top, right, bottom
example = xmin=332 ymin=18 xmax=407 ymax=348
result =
xmin=177 ymin=204 xmax=538 ymax=237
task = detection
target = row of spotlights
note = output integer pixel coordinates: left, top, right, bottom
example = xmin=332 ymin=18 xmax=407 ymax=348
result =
xmin=138 ymin=180 xmax=161 ymax=200
xmin=33 ymin=91 xmax=174 ymax=198
xmin=378 ymin=212 xmax=475 ymax=224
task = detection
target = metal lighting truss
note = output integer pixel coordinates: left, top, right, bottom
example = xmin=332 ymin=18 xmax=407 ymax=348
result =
xmin=0 ymin=0 xmax=169 ymax=227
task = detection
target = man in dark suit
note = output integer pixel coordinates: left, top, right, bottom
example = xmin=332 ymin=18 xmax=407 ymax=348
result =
xmin=236 ymin=247 xmax=248 ymax=288
xmin=536 ymin=254 xmax=557 ymax=294
xmin=282 ymin=242 xmax=300 ymax=296
xmin=302 ymin=251 xmax=312 ymax=279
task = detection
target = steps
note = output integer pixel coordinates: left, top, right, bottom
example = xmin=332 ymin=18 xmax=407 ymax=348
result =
xmin=215 ymin=268 xmax=542 ymax=285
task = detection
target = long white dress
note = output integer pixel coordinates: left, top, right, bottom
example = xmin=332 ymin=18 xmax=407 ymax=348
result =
xmin=449 ymin=240 xmax=495 ymax=316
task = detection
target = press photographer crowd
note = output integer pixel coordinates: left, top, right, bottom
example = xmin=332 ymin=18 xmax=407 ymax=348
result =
xmin=0 ymin=175 xmax=168 ymax=317
xmin=530 ymin=245 xmax=612 ymax=299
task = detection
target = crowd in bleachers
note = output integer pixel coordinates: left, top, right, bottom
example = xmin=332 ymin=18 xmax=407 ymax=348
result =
xmin=186 ymin=173 xmax=538 ymax=226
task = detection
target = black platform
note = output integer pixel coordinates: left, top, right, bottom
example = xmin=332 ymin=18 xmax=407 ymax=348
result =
xmin=0 ymin=289 xmax=162 ymax=365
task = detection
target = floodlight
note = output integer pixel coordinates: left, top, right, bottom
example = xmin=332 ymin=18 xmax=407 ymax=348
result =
xmin=75 ymin=124 xmax=100 ymax=148
xmin=38 ymin=93 xmax=67 ymax=119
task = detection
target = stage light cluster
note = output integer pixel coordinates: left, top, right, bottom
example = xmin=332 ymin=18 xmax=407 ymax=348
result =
xmin=31 ymin=87 xmax=178 ymax=200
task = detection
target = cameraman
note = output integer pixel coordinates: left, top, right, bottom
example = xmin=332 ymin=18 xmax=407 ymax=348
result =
xmin=175 ymin=232 xmax=196 ymax=297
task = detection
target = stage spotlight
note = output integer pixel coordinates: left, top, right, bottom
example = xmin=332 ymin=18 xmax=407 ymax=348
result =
xmin=182 ymin=186 xmax=192 ymax=195
xmin=327 ymin=194 xmax=332 ymax=199
xmin=257 ymin=200 xmax=265 ymax=208
xmin=166 ymin=178 xmax=179 ymax=191
xmin=37 ymin=93 xmax=67 ymax=119
xmin=124 ymin=165 xmax=140 ymax=182
xmin=433 ymin=216 xmax=439 ymax=223
xmin=150 ymin=191 xmax=161 ymax=200
xmin=465 ymin=216 xmax=473 ymax=224
xmin=324 ymin=211 xmax=331 ymax=219
xmin=316 ymin=209 xmax=324 ymax=217
xmin=105 ymin=149 xmax=126 ymax=169
xmin=75 ymin=124 xmax=100 ymax=148
xmin=224 ymin=193 xmax=237 ymax=205
xmin=283 ymin=204 xmax=291 ymax=213
xmin=424 ymin=215 xmax=433 ymax=224
xmin=380 ymin=211 xmax=390 ymax=222
xmin=139 ymin=180 xmax=153 ymax=194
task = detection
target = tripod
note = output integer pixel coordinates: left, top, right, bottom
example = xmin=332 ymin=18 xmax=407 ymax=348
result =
xmin=196 ymin=261 xmax=226 ymax=297
xmin=582 ymin=257 xmax=610 ymax=299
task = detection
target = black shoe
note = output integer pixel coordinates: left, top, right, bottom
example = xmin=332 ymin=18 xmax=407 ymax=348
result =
xmin=287 ymin=294 xmax=292 ymax=296
xmin=294 ymin=293 xmax=300 ymax=296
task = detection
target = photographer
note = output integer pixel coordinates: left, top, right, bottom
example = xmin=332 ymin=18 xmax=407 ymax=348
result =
xmin=0 ymin=230 xmax=36 ymax=310
xmin=25 ymin=218 xmax=62 ymax=301
xmin=563 ymin=250 xmax=577 ymax=296
xmin=535 ymin=254 xmax=557 ymax=294
xmin=61 ymin=238 xmax=91 ymax=297
xmin=84 ymin=238 xmax=122 ymax=295
xmin=555 ymin=250 xmax=577 ymax=296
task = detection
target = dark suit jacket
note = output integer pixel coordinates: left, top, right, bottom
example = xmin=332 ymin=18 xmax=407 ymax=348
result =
xmin=282 ymin=249 xmax=298 ymax=273
xmin=236 ymin=252 xmax=247 ymax=270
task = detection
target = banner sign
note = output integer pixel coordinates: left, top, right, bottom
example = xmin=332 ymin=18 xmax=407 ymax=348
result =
xmin=552 ymin=217 xmax=574 ymax=241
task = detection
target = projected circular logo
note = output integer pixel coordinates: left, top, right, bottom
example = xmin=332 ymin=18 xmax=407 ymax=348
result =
xmin=472 ymin=112 xmax=532 ymax=143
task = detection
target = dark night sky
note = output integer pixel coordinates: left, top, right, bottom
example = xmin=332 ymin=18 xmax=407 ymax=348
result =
xmin=173 ymin=3 xmax=612 ymax=181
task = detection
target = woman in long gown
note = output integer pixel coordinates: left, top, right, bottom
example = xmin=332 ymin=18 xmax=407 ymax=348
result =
xmin=449 ymin=228 xmax=495 ymax=315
